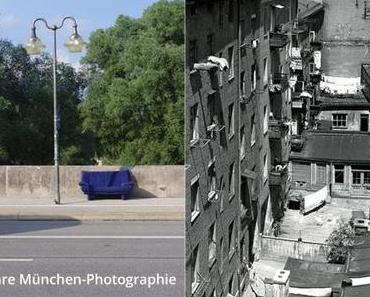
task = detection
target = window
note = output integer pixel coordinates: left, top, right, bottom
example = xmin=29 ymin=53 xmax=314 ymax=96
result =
xmin=309 ymin=31 xmax=316 ymax=42
xmin=364 ymin=172 xmax=370 ymax=184
xmin=190 ymin=104 xmax=200 ymax=142
xmin=220 ymin=237 xmax=224 ymax=268
xmin=251 ymin=14 xmax=257 ymax=36
xmin=309 ymin=63 xmax=315 ymax=73
xmin=208 ymin=223 xmax=216 ymax=265
xmin=219 ymin=176 xmax=224 ymax=212
xmin=332 ymin=114 xmax=347 ymax=129
xmin=228 ymin=46 xmax=234 ymax=79
xmin=228 ymin=274 xmax=236 ymax=297
xmin=240 ymin=71 xmax=246 ymax=96
xmin=251 ymin=64 xmax=257 ymax=91
xmin=207 ymin=94 xmax=216 ymax=126
xmin=263 ymin=58 xmax=268 ymax=86
xmin=191 ymin=246 xmax=200 ymax=293
xmin=251 ymin=115 xmax=256 ymax=146
xmin=240 ymin=126 xmax=246 ymax=159
xmin=228 ymin=0 xmax=234 ymax=22
xmin=189 ymin=39 xmax=197 ymax=66
xmin=191 ymin=178 xmax=200 ymax=222
xmin=228 ymin=104 xmax=235 ymax=137
xmin=228 ymin=221 xmax=235 ymax=255
xmin=263 ymin=105 xmax=268 ymax=134
xmin=263 ymin=154 xmax=268 ymax=182
xmin=208 ymin=164 xmax=217 ymax=200
xmin=334 ymin=165 xmax=344 ymax=184
xmin=229 ymin=163 xmax=235 ymax=197
xmin=219 ymin=52 xmax=223 ymax=87
xmin=263 ymin=5 xmax=270 ymax=35
xmin=207 ymin=34 xmax=214 ymax=56
xmin=353 ymin=171 xmax=361 ymax=185
xmin=352 ymin=169 xmax=370 ymax=185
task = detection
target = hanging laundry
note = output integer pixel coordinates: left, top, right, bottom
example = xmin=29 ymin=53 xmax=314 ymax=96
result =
xmin=208 ymin=55 xmax=229 ymax=71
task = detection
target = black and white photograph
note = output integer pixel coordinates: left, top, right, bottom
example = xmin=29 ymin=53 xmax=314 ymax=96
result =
xmin=185 ymin=0 xmax=370 ymax=297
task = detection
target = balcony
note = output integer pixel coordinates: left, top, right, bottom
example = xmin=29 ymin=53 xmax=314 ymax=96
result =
xmin=269 ymin=165 xmax=288 ymax=186
xmin=269 ymin=30 xmax=289 ymax=49
xmin=269 ymin=119 xmax=289 ymax=139
xmin=269 ymin=73 xmax=289 ymax=93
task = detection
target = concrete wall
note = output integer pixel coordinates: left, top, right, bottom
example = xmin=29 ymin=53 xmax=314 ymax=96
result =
xmin=321 ymin=0 xmax=370 ymax=77
xmin=318 ymin=110 xmax=370 ymax=132
xmin=261 ymin=235 xmax=328 ymax=262
xmin=0 ymin=166 xmax=184 ymax=199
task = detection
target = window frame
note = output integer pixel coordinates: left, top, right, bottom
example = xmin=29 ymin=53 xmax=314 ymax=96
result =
xmin=228 ymin=103 xmax=235 ymax=138
xmin=190 ymin=176 xmax=201 ymax=222
xmin=332 ymin=114 xmax=348 ymax=129
xmin=190 ymin=104 xmax=200 ymax=143
xmin=251 ymin=115 xmax=256 ymax=146
xmin=334 ymin=165 xmax=344 ymax=184
xmin=228 ymin=46 xmax=235 ymax=80
xmin=208 ymin=223 xmax=217 ymax=266
xmin=228 ymin=163 xmax=235 ymax=198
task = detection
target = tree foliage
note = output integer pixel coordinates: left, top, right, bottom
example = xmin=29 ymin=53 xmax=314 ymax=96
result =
xmin=325 ymin=222 xmax=355 ymax=264
xmin=0 ymin=40 xmax=95 ymax=165
xmin=80 ymin=0 xmax=184 ymax=165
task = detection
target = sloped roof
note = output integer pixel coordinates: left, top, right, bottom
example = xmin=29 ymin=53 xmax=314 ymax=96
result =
xmin=298 ymin=0 xmax=324 ymax=20
xmin=285 ymin=257 xmax=346 ymax=289
xmin=341 ymin=285 xmax=370 ymax=297
xmin=318 ymin=93 xmax=370 ymax=109
xmin=290 ymin=131 xmax=370 ymax=164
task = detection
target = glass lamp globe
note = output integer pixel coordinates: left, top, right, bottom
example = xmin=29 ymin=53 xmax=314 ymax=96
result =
xmin=24 ymin=31 xmax=45 ymax=55
xmin=65 ymin=32 xmax=85 ymax=53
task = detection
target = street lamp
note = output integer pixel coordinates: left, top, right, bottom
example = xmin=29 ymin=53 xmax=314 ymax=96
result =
xmin=24 ymin=17 xmax=85 ymax=205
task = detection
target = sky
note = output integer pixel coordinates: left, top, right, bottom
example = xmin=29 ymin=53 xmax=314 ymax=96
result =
xmin=0 ymin=0 xmax=158 ymax=69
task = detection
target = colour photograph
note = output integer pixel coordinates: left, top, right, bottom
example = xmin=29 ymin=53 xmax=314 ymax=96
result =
xmin=0 ymin=1 xmax=184 ymax=296
xmin=185 ymin=1 xmax=370 ymax=297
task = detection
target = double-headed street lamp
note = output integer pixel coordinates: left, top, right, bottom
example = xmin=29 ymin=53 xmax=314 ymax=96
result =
xmin=24 ymin=17 xmax=85 ymax=205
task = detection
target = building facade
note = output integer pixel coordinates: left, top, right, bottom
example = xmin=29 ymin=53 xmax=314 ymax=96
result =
xmin=185 ymin=0 xmax=296 ymax=296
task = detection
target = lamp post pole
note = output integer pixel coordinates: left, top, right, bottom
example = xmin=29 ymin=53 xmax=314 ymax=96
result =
xmin=24 ymin=17 xmax=85 ymax=205
xmin=52 ymin=27 xmax=60 ymax=205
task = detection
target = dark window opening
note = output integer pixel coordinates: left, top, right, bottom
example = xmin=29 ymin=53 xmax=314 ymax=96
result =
xmin=335 ymin=165 xmax=344 ymax=184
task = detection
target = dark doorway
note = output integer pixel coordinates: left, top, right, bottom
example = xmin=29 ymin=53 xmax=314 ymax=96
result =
xmin=361 ymin=114 xmax=369 ymax=132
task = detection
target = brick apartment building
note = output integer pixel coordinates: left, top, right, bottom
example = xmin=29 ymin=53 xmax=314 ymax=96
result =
xmin=185 ymin=1 xmax=298 ymax=296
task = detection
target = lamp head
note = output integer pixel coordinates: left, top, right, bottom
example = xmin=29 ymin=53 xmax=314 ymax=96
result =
xmin=24 ymin=27 xmax=45 ymax=55
xmin=65 ymin=26 xmax=85 ymax=53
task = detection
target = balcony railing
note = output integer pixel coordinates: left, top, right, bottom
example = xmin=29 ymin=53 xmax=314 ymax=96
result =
xmin=269 ymin=73 xmax=289 ymax=93
xmin=269 ymin=30 xmax=289 ymax=49
xmin=268 ymin=119 xmax=289 ymax=139
xmin=269 ymin=165 xmax=288 ymax=186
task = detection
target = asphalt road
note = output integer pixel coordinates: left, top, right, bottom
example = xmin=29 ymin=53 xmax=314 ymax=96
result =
xmin=0 ymin=221 xmax=184 ymax=297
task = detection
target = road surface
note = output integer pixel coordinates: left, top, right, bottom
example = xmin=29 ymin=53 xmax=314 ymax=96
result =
xmin=0 ymin=221 xmax=184 ymax=297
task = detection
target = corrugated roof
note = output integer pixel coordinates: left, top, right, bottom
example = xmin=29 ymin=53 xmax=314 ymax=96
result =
xmin=290 ymin=131 xmax=370 ymax=164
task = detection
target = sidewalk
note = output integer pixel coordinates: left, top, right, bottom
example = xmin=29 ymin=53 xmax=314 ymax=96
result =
xmin=0 ymin=196 xmax=184 ymax=221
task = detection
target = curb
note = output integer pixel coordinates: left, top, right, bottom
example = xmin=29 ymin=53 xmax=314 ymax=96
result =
xmin=0 ymin=211 xmax=184 ymax=221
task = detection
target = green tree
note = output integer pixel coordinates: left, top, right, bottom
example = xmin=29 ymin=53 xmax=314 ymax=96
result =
xmin=325 ymin=222 xmax=355 ymax=264
xmin=0 ymin=40 xmax=95 ymax=165
xmin=80 ymin=0 xmax=184 ymax=165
